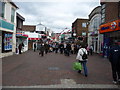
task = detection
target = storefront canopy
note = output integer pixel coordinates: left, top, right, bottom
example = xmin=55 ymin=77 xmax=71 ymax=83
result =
xmin=16 ymin=33 xmax=28 ymax=38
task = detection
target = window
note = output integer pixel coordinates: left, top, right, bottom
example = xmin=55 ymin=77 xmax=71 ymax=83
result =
xmin=102 ymin=14 xmax=105 ymax=19
xmin=11 ymin=8 xmax=15 ymax=23
xmin=118 ymin=1 xmax=120 ymax=18
xmin=102 ymin=9 xmax=105 ymax=14
xmin=102 ymin=4 xmax=106 ymax=9
xmin=102 ymin=18 xmax=105 ymax=23
xmin=0 ymin=2 xmax=5 ymax=18
xmin=82 ymin=32 xmax=86 ymax=36
xmin=82 ymin=23 xmax=87 ymax=28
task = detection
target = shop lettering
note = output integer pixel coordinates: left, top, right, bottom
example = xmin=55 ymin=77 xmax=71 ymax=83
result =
xmin=101 ymin=26 xmax=109 ymax=30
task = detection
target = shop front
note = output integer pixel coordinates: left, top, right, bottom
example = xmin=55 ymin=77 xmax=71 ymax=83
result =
xmin=99 ymin=19 xmax=120 ymax=58
xmin=0 ymin=19 xmax=15 ymax=58
xmin=16 ymin=33 xmax=28 ymax=54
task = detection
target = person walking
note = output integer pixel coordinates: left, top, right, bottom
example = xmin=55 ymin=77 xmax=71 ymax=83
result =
xmin=55 ymin=43 xmax=59 ymax=53
xmin=109 ymin=42 xmax=120 ymax=84
xmin=33 ymin=42 xmax=36 ymax=52
xmin=89 ymin=45 xmax=93 ymax=55
xmin=39 ymin=43 xmax=45 ymax=56
xmin=76 ymin=44 xmax=88 ymax=77
xmin=44 ymin=43 xmax=49 ymax=54
xmin=65 ymin=43 xmax=71 ymax=56
xmin=59 ymin=43 xmax=64 ymax=54
xmin=71 ymin=43 xmax=75 ymax=54
xmin=87 ymin=45 xmax=90 ymax=55
xmin=18 ymin=43 xmax=22 ymax=54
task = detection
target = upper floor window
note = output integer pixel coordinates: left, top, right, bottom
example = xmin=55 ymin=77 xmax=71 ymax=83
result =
xmin=82 ymin=22 xmax=87 ymax=28
xmin=102 ymin=4 xmax=106 ymax=9
xmin=11 ymin=8 xmax=15 ymax=23
xmin=0 ymin=2 xmax=5 ymax=18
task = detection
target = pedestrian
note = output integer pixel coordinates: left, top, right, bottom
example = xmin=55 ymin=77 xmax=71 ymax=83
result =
xmin=44 ymin=43 xmax=49 ymax=54
xmin=18 ymin=43 xmax=22 ymax=54
xmin=59 ymin=43 xmax=64 ymax=54
xmin=76 ymin=44 xmax=88 ymax=77
xmin=39 ymin=43 xmax=45 ymax=56
xmin=55 ymin=43 xmax=59 ymax=53
xmin=109 ymin=42 xmax=120 ymax=84
xmin=89 ymin=45 xmax=93 ymax=55
xmin=33 ymin=42 xmax=36 ymax=52
xmin=87 ymin=45 xmax=90 ymax=55
xmin=65 ymin=43 xmax=71 ymax=56
xmin=71 ymin=43 xmax=75 ymax=54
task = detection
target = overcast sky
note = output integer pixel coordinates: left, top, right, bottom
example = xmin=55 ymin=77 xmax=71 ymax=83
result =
xmin=13 ymin=0 xmax=100 ymax=33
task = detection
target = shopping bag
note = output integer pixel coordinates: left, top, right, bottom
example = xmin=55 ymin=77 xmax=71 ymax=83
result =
xmin=73 ymin=62 xmax=82 ymax=70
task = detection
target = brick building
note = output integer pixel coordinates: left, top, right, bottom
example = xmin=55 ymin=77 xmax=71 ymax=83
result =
xmin=99 ymin=1 xmax=120 ymax=57
xmin=72 ymin=18 xmax=88 ymax=43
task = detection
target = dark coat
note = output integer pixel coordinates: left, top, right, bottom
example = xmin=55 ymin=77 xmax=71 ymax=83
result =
xmin=38 ymin=44 xmax=45 ymax=52
xmin=109 ymin=45 xmax=120 ymax=64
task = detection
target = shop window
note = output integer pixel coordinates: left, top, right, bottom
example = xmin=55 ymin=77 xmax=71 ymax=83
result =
xmin=2 ymin=31 xmax=12 ymax=53
xmin=0 ymin=2 xmax=5 ymax=18
xmin=11 ymin=8 xmax=15 ymax=23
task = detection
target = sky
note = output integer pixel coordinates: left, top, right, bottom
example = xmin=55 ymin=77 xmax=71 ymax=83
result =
xmin=13 ymin=0 xmax=100 ymax=33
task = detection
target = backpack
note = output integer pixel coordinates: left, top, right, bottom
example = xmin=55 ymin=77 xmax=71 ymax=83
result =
xmin=81 ymin=49 xmax=88 ymax=60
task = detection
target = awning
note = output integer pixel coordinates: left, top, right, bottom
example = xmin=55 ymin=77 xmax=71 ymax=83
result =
xmin=16 ymin=33 xmax=28 ymax=38
xmin=28 ymin=38 xmax=41 ymax=40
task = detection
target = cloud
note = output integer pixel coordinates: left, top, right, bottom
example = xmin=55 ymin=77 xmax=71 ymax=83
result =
xmin=14 ymin=1 xmax=100 ymax=33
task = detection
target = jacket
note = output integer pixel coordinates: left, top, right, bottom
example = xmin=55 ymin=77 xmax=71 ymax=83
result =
xmin=109 ymin=45 xmax=120 ymax=63
xmin=76 ymin=48 xmax=88 ymax=61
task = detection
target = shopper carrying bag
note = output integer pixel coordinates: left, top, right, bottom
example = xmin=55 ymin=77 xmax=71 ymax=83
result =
xmin=76 ymin=44 xmax=88 ymax=77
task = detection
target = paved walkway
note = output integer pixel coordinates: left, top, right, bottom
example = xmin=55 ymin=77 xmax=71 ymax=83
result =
xmin=2 ymin=50 xmax=120 ymax=89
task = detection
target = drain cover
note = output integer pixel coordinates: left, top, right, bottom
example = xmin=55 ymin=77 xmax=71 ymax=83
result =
xmin=48 ymin=67 xmax=60 ymax=70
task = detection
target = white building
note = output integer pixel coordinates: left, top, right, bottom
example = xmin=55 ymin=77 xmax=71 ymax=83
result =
xmin=0 ymin=0 xmax=18 ymax=58
xmin=88 ymin=6 xmax=103 ymax=53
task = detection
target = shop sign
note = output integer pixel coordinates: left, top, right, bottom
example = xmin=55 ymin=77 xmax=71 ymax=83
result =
xmin=110 ymin=22 xmax=117 ymax=30
xmin=0 ymin=19 xmax=14 ymax=30
xmin=99 ymin=19 xmax=120 ymax=34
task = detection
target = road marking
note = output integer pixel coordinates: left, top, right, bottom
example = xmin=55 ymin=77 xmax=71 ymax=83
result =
xmin=60 ymin=79 xmax=76 ymax=85
xmin=3 ymin=84 xmax=120 ymax=89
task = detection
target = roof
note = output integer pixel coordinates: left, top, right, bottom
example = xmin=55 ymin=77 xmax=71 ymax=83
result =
xmin=72 ymin=18 xmax=88 ymax=24
xmin=17 ymin=13 xmax=25 ymax=21
xmin=7 ymin=0 xmax=19 ymax=9
xmin=22 ymin=25 xmax=36 ymax=32
xmin=89 ymin=6 xmax=101 ymax=20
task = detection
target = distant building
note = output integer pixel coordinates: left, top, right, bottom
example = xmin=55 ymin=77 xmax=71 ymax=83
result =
xmin=0 ymin=0 xmax=18 ymax=58
xmin=22 ymin=25 xmax=38 ymax=50
xmin=88 ymin=6 xmax=102 ymax=53
xmin=72 ymin=18 xmax=88 ymax=44
xmin=99 ymin=1 xmax=120 ymax=57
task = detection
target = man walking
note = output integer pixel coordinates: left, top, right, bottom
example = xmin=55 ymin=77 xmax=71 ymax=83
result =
xmin=76 ymin=44 xmax=88 ymax=77
xmin=109 ymin=42 xmax=120 ymax=84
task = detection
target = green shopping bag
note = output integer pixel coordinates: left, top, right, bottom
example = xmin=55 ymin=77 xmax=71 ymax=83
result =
xmin=73 ymin=62 xmax=82 ymax=70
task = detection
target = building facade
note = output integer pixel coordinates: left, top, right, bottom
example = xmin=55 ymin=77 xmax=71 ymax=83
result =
xmin=0 ymin=0 xmax=18 ymax=58
xmin=16 ymin=13 xmax=28 ymax=54
xmin=72 ymin=18 xmax=88 ymax=44
xmin=99 ymin=1 xmax=120 ymax=57
xmin=88 ymin=6 xmax=103 ymax=53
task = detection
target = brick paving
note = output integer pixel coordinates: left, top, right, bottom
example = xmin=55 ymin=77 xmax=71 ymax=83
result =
xmin=2 ymin=50 xmax=113 ymax=86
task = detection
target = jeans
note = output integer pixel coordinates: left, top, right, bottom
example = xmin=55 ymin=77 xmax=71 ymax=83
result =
xmin=79 ymin=61 xmax=88 ymax=76
xmin=111 ymin=61 xmax=120 ymax=81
